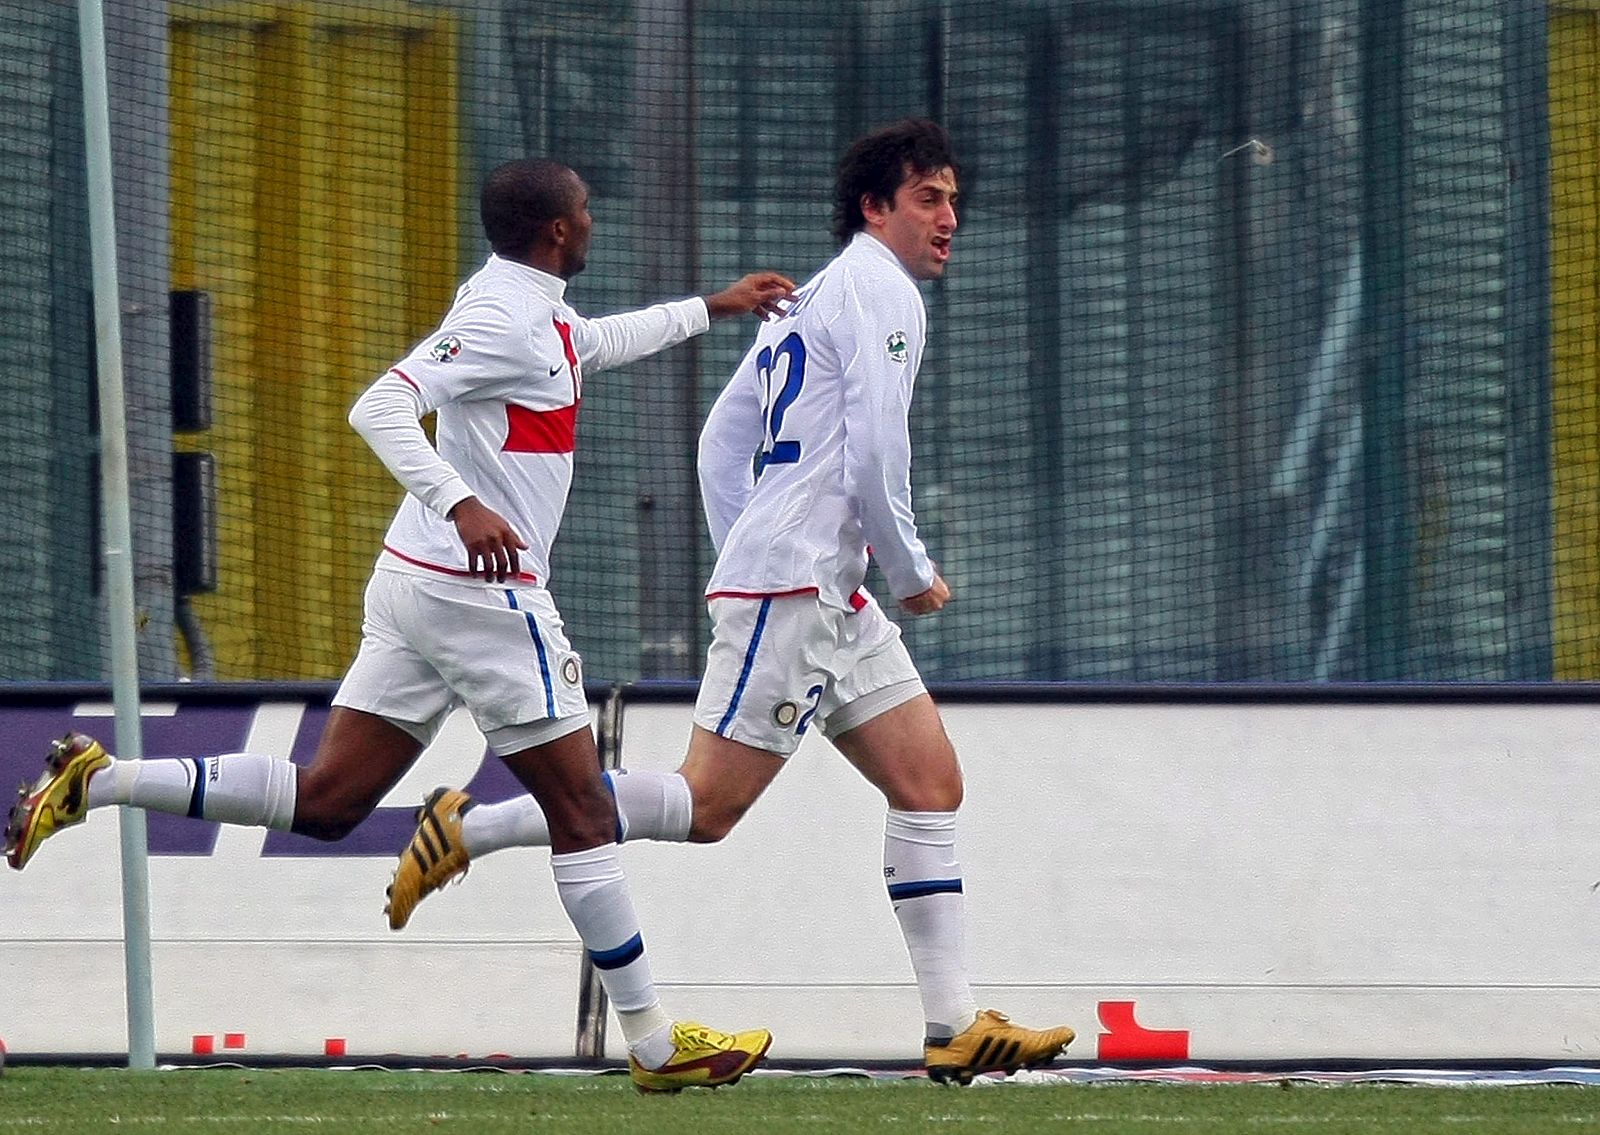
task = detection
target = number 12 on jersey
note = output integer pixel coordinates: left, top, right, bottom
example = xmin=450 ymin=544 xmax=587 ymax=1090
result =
xmin=753 ymin=331 xmax=806 ymax=479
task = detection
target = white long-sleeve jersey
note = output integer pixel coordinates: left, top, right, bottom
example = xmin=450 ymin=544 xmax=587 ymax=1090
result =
xmin=700 ymin=232 xmax=936 ymax=609
xmin=349 ymin=253 xmax=708 ymax=585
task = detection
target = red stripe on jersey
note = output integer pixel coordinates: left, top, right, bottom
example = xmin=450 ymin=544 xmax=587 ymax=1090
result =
xmin=705 ymin=586 xmax=820 ymax=601
xmin=552 ymin=317 xmax=581 ymax=397
xmin=504 ymin=401 xmax=579 ymax=453
xmin=383 ymin=544 xmax=537 ymax=583
xmin=389 ymin=367 xmax=421 ymax=393
xmin=705 ymin=585 xmax=872 ymax=612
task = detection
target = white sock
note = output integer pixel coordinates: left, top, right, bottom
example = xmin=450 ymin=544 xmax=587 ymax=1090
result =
xmin=460 ymin=796 xmax=549 ymax=857
xmin=87 ymin=754 xmax=297 ymax=831
xmin=460 ymin=770 xmax=693 ymax=857
xmin=87 ymin=757 xmax=160 ymax=809
xmin=606 ymin=769 xmax=693 ymax=841
xmin=619 ymin=1013 xmax=675 ymax=1069
xmin=884 ymin=809 xmax=979 ymax=1039
xmin=551 ymin=842 xmax=663 ymax=1033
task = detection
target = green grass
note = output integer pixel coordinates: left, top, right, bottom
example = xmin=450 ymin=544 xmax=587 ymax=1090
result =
xmin=3 ymin=1068 xmax=1599 ymax=1134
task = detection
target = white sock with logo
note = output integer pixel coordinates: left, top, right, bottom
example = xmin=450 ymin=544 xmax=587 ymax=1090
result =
xmin=884 ymin=809 xmax=979 ymax=1040
xmin=87 ymin=754 xmax=297 ymax=831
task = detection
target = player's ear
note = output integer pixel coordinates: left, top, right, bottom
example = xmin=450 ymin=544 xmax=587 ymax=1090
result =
xmin=860 ymin=192 xmax=889 ymax=226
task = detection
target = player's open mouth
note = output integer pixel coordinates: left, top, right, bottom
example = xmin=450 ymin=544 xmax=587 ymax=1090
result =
xmin=932 ymin=237 xmax=951 ymax=259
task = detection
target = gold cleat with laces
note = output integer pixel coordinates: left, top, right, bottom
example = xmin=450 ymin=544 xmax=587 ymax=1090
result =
xmin=925 ymin=1009 xmax=1075 ymax=1085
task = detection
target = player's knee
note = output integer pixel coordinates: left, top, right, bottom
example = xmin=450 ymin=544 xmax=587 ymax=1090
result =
xmin=548 ymin=813 xmax=615 ymax=850
xmin=540 ymin=785 xmax=619 ymax=850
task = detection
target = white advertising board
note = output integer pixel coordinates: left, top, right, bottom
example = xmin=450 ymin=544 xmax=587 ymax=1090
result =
xmin=2 ymin=690 xmax=1597 ymax=1063
xmin=613 ymin=697 xmax=1600 ymax=1063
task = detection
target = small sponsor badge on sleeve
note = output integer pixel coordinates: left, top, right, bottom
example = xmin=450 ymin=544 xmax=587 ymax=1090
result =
xmin=886 ymin=330 xmax=908 ymax=364
xmin=430 ymin=335 xmax=463 ymax=363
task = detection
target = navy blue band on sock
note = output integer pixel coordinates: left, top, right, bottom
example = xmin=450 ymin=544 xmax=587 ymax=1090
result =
xmin=887 ymin=878 xmax=964 ymax=901
xmin=589 ymin=932 xmax=645 ymax=970
xmin=186 ymin=757 xmax=207 ymax=819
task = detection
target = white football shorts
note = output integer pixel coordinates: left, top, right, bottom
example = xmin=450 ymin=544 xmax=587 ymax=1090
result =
xmin=693 ymin=591 xmax=926 ymax=756
xmin=333 ymin=568 xmax=587 ymax=755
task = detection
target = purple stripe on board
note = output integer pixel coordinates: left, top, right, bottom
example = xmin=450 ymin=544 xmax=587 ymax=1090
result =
xmin=0 ymin=700 xmax=580 ymax=860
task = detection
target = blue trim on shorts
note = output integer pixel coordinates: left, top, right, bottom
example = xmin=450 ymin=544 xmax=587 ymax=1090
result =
xmin=186 ymin=757 xmax=207 ymax=819
xmin=716 ymin=597 xmax=772 ymax=736
xmin=887 ymin=877 xmax=964 ymax=901
xmin=589 ymin=932 xmax=645 ymax=970
xmin=506 ymin=590 xmax=556 ymax=717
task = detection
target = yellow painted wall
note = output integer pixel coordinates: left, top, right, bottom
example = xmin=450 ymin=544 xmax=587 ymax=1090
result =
xmin=1551 ymin=8 xmax=1600 ymax=677
xmin=171 ymin=2 xmax=457 ymax=677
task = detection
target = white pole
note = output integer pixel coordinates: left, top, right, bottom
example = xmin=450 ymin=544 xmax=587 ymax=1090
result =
xmin=79 ymin=0 xmax=157 ymax=1071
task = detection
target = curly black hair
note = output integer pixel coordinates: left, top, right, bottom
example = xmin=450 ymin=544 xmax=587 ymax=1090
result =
xmin=480 ymin=158 xmax=583 ymax=258
xmin=832 ymin=119 xmax=960 ymax=245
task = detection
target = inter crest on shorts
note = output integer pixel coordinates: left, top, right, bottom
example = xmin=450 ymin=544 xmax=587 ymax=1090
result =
xmin=771 ymin=700 xmax=800 ymax=728
xmin=886 ymin=329 xmax=907 ymax=363
xmin=430 ymin=335 xmax=463 ymax=363
xmin=560 ymin=656 xmax=582 ymax=686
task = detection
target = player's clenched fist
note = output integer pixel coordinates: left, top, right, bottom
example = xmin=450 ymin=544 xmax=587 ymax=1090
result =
xmin=900 ymin=573 xmax=951 ymax=616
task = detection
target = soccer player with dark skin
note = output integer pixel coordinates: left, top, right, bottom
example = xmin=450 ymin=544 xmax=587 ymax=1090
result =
xmin=8 ymin=158 xmax=795 ymax=1093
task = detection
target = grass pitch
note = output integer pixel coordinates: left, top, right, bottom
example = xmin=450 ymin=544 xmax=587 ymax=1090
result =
xmin=4 ymin=1067 xmax=1598 ymax=1134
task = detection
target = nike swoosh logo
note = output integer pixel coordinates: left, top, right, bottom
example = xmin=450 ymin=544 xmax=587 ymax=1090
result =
xmin=549 ymin=364 xmax=563 ymax=376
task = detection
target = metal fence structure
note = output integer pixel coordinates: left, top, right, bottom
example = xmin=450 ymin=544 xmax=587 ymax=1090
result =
xmin=2 ymin=0 xmax=1592 ymax=684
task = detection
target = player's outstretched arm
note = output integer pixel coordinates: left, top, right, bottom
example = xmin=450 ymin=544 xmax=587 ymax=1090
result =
xmin=704 ymin=272 xmax=796 ymax=321
xmin=578 ymin=275 xmax=792 ymax=373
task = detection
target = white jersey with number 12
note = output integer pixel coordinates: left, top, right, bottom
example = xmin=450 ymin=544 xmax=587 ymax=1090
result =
xmin=699 ymin=232 xmax=938 ymax=610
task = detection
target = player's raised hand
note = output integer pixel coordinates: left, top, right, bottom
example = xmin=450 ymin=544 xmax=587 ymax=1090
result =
xmin=705 ymin=272 xmax=797 ymax=321
xmin=449 ymin=496 xmax=529 ymax=582
xmin=900 ymin=573 xmax=951 ymax=616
